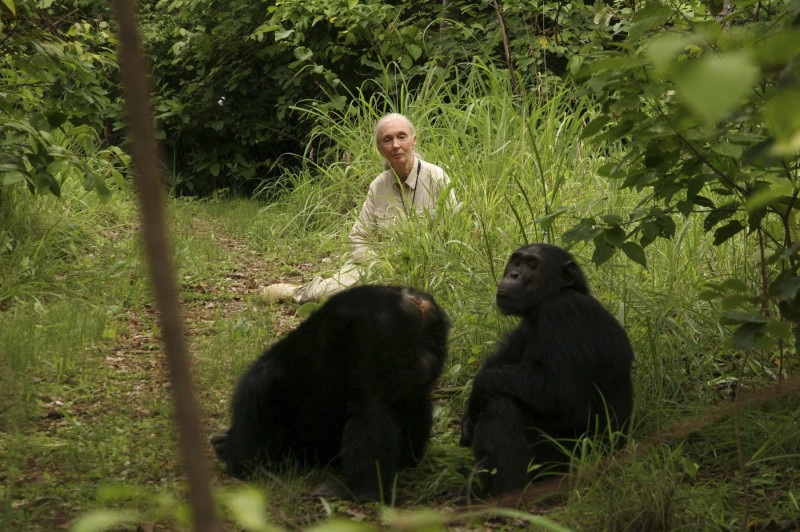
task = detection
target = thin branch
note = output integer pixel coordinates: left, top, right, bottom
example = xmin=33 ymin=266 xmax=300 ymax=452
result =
xmin=111 ymin=1 xmax=219 ymax=530
xmin=491 ymin=0 xmax=520 ymax=98
xmin=734 ymin=352 xmax=752 ymax=532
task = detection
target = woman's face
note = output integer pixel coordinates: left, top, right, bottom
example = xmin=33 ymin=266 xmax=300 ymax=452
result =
xmin=377 ymin=118 xmax=417 ymax=176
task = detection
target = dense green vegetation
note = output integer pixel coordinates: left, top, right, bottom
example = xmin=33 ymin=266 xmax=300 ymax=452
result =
xmin=2 ymin=0 xmax=799 ymax=530
xmin=137 ymin=0 xmax=612 ymax=194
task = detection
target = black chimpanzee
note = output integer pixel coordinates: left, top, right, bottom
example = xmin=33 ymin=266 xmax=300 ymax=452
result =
xmin=460 ymin=243 xmax=633 ymax=496
xmin=211 ymin=285 xmax=449 ymax=501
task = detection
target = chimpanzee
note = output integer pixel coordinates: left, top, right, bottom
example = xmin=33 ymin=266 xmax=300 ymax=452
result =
xmin=211 ymin=285 xmax=450 ymax=501
xmin=460 ymin=243 xmax=633 ymax=496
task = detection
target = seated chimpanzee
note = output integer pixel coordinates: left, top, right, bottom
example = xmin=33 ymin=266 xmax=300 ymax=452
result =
xmin=460 ymin=243 xmax=633 ymax=496
xmin=211 ymin=285 xmax=450 ymax=501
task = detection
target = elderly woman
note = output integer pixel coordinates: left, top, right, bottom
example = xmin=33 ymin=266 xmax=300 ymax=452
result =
xmin=261 ymin=113 xmax=455 ymax=304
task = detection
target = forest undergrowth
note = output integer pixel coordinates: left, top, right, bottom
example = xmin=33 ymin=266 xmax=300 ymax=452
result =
xmin=2 ymin=71 xmax=800 ymax=530
xmin=1 ymin=181 xmax=798 ymax=531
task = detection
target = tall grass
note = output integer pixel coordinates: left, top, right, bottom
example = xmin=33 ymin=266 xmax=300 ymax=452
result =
xmin=264 ymin=61 xmax=798 ymax=527
xmin=288 ymin=62 xmax=744 ymax=401
xmin=0 ymin=182 xmax=141 ymax=411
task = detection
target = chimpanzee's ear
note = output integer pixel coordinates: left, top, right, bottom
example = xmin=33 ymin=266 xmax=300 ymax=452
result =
xmin=561 ymin=261 xmax=579 ymax=288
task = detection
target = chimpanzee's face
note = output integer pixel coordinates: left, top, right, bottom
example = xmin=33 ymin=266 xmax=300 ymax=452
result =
xmin=495 ymin=244 xmax=587 ymax=316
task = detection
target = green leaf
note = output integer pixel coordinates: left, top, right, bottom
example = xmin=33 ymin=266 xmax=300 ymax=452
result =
xmin=274 ymin=28 xmax=294 ymax=41
xmin=223 ymin=487 xmax=272 ymax=532
xmin=605 ymin=226 xmax=626 ymax=246
xmin=35 ymin=172 xmax=60 ymax=197
xmin=693 ymin=195 xmax=715 ymax=209
xmin=721 ymin=310 xmax=767 ymax=325
xmin=597 ymin=161 xmax=623 ymax=178
xmin=710 ymin=142 xmax=744 ymax=158
xmin=682 ymin=457 xmax=699 ymax=479
xmin=754 ymin=28 xmax=800 ymax=66
xmin=627 ymin=3 xmax=674 ymax=43
xmin=71 ymin=510 xmax=140 ymax=532
xmin=293 ymin=46 xmax=313 ymax=62
xmin=770 ymin=272 xmax=800 ymax=302
xmin=698 ymin=289 xmax=719 ymax=302
xmin=779 ymin=298 xmax=800 ymax=321
xmin=2 ymin=171 xmax=25 ymax=185
xmin=347 ymin=0 xmax=358 ymax=7
xmin=1 ymin=0 xmax=15 ymax=16
xmin=309 ymin=520 xmax=376 ymax=532
xmin=532 ymin=206 xmax=568 ymax=225
xmin=703 ymin=202 xmax=737 ymax=231
xmin=45 ymin=111 xmax=67 ymax=129
xmin=581 ymin=115 xmax=610 ymax=139
xmin=764 ymin=89 xmax=800 ymax=157
xmin=721 ymin=294 xmax=755 ymax=311
xmin=731 ymin=321 xmax=767 ymax=351
xmin=621 ymin=241 xmax=647 ymax=268
xmin=639 ymin=221 xmax=659 ymax=247
xmin=646 ymin=32 xmax=693 ymax=72
xmin=592 ymin=242 xmax=615 ymax=266
xmin=720 ymin=278 xmax=749 ymax=292
xmin=774 ymin=243 xmax=800 ymax=263
xmin=563 ymin=222 xmax=603 ymax=246
xmin=745 ymin=179 xmax=795 ymax=212
xmin=591 ymin=119 xmax=634 ymax=143
xmin=329 ymin=94 xmax=347 ymax=111
xmin=675 ymin=200 xmax=693 ymax=217
xmin=713 ymin=220 xmax=745 ymax=246
xmin=768 ymin=320 xmax=793 ymax=341
xmin=675 ymin=51 xmax=759 ymax=124
xmin=568 ymin=55 xmax=585 ymax=76
xmin=296 ymin=301 xmax=322 ymax=317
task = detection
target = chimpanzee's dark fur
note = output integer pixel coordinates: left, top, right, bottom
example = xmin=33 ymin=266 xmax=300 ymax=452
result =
xmin=212 ymin=285 xmax=449 ymax=501
xmin=461 ymin=244 xmax=633 ymax=495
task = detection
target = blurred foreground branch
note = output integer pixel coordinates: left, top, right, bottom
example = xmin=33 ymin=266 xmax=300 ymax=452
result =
xmin=112 ymin=1 xmax=219 ymax=530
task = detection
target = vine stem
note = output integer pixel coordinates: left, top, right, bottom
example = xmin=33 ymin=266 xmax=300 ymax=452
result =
xmin=734 ymin=353 xmax=752 ymax=532
xmin=491 ymin=0 xmax=520 ymax=98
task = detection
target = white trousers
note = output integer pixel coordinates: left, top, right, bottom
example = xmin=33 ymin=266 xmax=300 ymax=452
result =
xmin=291 ymin=262 xmax=363 ymax=304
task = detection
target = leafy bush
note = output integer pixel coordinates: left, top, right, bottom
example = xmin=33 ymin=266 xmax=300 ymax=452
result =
xmin=571 ymin=1 xmax=800 ymax=357
xmin=139 ymin=0 xmax=626 ymax=194
xmin=0 ymin=1 xmax=126 ymax=200
xmin=140 ymin=0 xmax=426 ymax=194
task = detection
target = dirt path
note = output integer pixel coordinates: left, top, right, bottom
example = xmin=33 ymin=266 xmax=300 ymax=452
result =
xmin=26 ymin=210 xmax=309 ymax=529
xmin=179 ymin=215 xmax=303 ymax=336
xmin=104 ymin=213 xmax=304 ymax=385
